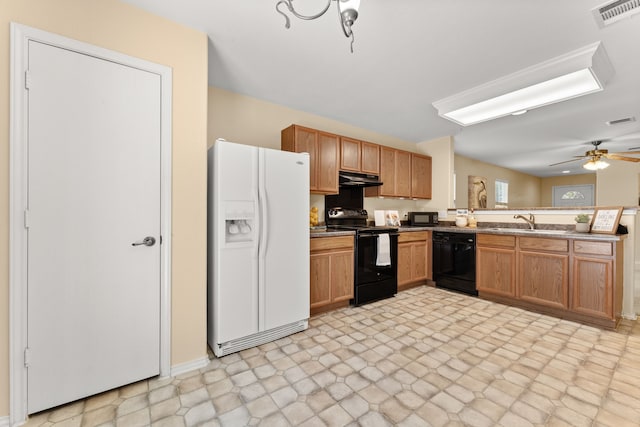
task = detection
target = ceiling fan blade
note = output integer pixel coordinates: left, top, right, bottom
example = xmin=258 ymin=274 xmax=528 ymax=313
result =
xmin=609 ymin=150 xmax=640 ymax=155
xmin=549 ymin=158 xmax=585 ymax=166
xmin=604 ymin=154 xmax=640 ymax=162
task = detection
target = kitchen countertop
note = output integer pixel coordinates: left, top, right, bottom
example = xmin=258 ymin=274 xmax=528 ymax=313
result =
xmin=310 ymin=228 xmax=355 ymax=238
xmin=311 ymin=225 xmax=626 ymax=240
xmin=399 ymin=225 xmax=626 ymax=241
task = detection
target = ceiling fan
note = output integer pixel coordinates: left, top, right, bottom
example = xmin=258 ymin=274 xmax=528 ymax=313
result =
xmin=550 ymin=137 xmax=640 ymax=170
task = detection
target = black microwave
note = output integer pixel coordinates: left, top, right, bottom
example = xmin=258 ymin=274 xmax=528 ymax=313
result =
xmin=408 ymin=211 xmax=439 ymax=226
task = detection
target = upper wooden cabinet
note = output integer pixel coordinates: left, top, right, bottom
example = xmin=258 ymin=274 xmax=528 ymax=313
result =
xmin=367 ymin=148 xmax=431 ymax=199
xmin=411 ymin=154 xmax=432 ymax=199
xmin=340 ymin=137 xmax=380 ymax=175
xmin=361 ymin=141 xmax=380 ymax=174
xmin=282 ymin=125 xmax=339 ymax=194
xmin=339 ymin=137 xmax=361 ymax=172
xmin=283 ymin=124 xmax=429 ymax=198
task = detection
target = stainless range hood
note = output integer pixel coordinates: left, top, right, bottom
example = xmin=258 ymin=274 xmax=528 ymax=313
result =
xmin=338 ymin=171 xmax=383 ymax=187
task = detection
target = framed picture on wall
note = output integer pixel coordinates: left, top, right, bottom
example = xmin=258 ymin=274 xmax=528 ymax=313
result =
xmin=468 ymin=176 xmax=487 ymax=209
xmin=590 ymin=207 xmax=623 ymax=234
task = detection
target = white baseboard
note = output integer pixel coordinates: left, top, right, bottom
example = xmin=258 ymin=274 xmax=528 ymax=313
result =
xmin=170 ymin=356 xmax=210 ymax=377
xmin=0 ymin=415 xmax=10 ymax=427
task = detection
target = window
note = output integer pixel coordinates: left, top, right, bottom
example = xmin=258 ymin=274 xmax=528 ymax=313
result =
xmin=552 ymin=184 xmax=594 ymax=207
xmin=495 ymin=179 xmax=508 ymax=208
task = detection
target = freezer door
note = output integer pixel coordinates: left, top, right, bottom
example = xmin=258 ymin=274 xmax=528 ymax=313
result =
xmin=209 ymin=141 xmax=260 ymax=345
xmin=259 ymin=148 xmax=310 ymax=331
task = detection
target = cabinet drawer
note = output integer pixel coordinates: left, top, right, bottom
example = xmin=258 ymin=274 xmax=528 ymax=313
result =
xmin=477 ymin=234 xmax=516 ymax=248
xmin=399 ymin=231 xmax=430 ymax=243
xmin=310 ymin=236 xmax=354 ymax=252
xmin=519 ymin=237 xmax=568 ymax=252
xmin=573 ymin=240 xmax=613 ymax=256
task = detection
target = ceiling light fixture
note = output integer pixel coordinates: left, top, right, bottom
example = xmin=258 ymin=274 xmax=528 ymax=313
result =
xmin=276 ymin=0 xmax=361 ymax=53
xmin=583 ymin=158 xmax=610 ymax=170
xmin=432 ymin=42 xmax=614 ymax=126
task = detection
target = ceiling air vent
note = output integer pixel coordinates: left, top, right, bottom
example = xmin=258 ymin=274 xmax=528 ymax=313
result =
xmin=606 ymin=116 xmax=636 ymax=125
xmin=592 ymin=0 xmax=640 ymax=28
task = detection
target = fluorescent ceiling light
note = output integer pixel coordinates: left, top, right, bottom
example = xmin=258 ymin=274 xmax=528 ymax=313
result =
xmin=433 ymin=42 xmax=614 ymax=126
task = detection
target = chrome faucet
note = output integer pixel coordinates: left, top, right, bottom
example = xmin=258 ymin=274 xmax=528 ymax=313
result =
xmin=514 ymin=213 xmax=535 ymax=230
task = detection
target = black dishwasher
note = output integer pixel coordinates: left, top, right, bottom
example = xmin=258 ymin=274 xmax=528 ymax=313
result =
xmin=432 ymin=232 xmax=477 ymax=296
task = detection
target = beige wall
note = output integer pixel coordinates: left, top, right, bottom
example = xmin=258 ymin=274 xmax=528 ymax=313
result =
xmin=597 ymin=161 xmax=640 ymax=207
xmin=540 ymin=173 xmax=596 ymax=206
xmin=454 ymin=154 xmax=542 ymax=208
xmin=1 ymin=0 xmax=208 ymax=417
xmin=208 ymin=86 xmax=453 ymax=222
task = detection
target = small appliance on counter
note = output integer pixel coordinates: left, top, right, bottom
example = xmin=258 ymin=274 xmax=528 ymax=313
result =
xmin=408 ymin=211 xmax=439 ymax=226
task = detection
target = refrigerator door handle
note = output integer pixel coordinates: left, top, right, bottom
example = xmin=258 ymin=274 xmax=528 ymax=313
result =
xmin=257 ymin=149 xmax=268 ymax=331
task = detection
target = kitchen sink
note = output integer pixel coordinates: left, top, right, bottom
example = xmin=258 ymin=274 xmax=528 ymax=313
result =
xmin=485 ymin=228 xmax=570 ymax=235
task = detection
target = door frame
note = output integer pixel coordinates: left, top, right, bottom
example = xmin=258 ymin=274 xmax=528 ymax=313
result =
xmin=9 ymin=23 xmax=172 ymax=424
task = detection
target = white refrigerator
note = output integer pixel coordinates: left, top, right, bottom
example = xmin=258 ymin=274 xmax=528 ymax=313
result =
xmin=208 ymin=139 xmax=310 ymax=357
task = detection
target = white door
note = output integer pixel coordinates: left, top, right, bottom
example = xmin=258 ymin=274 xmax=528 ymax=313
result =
xmin=26 ymin=40 xmax=161 ymax=413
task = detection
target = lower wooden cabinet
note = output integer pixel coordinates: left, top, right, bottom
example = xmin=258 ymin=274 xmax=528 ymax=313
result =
xmin=572 ymin=240 xmax=621 ymax=320
xmin=398 ymin=231 xmax=431 ymax=290
xmin=476 ymin=233 xmax=623 ymax=329
xmin=310 ymin=236 xmax=354 ymax=315
xmin=476 ymin=234 xmax=516 ymax=297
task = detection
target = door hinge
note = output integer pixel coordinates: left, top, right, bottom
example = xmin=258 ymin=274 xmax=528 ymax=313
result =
xmin=24 ymin=348 xmax=31 ymax=367
xmin=25 ymin=70 xmax=31 ymax=90
xmin=24 ymin=209 xmax=30 ymax=229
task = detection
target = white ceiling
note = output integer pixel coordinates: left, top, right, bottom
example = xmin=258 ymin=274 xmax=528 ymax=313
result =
xmin=122 ymin=0 xmax=640 ymax=177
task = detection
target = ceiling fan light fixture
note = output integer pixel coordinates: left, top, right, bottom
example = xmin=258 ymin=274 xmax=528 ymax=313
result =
xmin=432 ymin=42 xmax=614 ymax=126
xmin=583 ymin=158 xmax=610 ymax=170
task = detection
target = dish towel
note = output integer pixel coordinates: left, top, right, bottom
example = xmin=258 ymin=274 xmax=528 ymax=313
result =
xmin=376 ymin=234 xmax=391 ymax=266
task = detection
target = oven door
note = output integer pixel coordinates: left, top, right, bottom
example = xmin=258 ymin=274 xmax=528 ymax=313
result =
xmin=355 ymin=232 xmax=398 ymax=285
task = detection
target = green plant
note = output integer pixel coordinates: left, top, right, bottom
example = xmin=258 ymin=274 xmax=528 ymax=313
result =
xmin=575 ymin=214 xmax=590 ymax=223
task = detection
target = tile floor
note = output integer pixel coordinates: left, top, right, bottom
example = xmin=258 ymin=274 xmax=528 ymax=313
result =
xmin=24 ymin=286 xmax=640 ymax=427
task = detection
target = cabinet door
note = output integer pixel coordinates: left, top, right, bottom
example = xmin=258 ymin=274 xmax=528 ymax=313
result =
xmin=310 ymin=253 xmax=331 ymax=308
xmin=572 ymin=256 xmax=613 ymax=318
xmin=316 ymin=132 xmax=339 ymax=194
xmin=282 ymin=125 xmax=318 ymax=190
xmin=396 ymin=150 xmax=412 ymax=198
xmin=397 ymin=243 xmax=413 ymax=286
xmin=476 ymin=246 xmax=516 ymax=297
xmin=377 ymin=147 xmax=396 ymax=197
xmin=361 ymin=141 xmax=380 ymax=174
xmin=411 ymin=154 xmax=432 ymax=199
xmin=340 ymin=137 xmax=361 ymax=172
xmin=518 ymin=251 xmax=569 ymax=309
xmin=412 ymin=243 xmax=427 ymax=281
xmin=331 ymin=250 xmax=354 ymax=302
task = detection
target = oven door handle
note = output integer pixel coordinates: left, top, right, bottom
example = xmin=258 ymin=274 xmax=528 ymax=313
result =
xmin=358 ymin=232 xmax=400 ymax=238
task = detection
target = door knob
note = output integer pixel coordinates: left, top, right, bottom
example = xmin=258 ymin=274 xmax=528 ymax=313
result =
xmin=132 ymin=236 xmax=156 ymax=247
